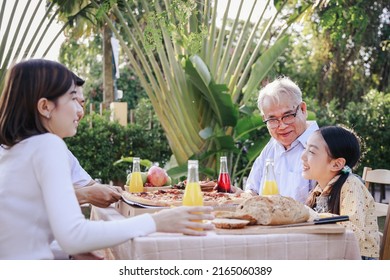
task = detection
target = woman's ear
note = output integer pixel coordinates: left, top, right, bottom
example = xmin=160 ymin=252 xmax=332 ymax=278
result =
xmin=331 ymin=157 xmax=346 ymax=172
xmin=37 ymin=98 xmax=54 ymax=119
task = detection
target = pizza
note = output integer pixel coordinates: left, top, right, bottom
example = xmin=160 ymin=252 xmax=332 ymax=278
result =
xmin=122 ymin=189 xmax=252 ymax=207
xmin=173 ymin=179 xmax=217 ymax=192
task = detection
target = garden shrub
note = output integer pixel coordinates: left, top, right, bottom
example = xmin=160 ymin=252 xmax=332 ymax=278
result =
xmin=308 ymin=89 xmax=389 ymax=175
xmin=65 ymin=112 xmax=171 ymax=186
xmin=343 ymin=90 xmax=390 ymax=173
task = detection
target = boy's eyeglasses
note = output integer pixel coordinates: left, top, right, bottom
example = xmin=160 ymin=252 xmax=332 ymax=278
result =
xmin=263 ymin=105 xmax=301 ymax=129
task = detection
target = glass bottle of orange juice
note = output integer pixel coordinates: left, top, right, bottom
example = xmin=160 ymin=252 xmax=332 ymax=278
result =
xmin=129 ymin=157 xmax=144 ymax=193
xmin=182 ymin=160 xmax=204 ymax=230
xmin=261 ymin=158 xmax=279 ymax=196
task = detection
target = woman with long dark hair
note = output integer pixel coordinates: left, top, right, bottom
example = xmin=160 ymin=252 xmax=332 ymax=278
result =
xmin=0 ymin=59 xmax=214 ymax=259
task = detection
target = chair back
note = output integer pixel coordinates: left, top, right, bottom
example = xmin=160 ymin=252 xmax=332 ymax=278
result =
xmin=362 ymin=167 xmax=390 ymax=187
xmin=362 ymin=167 xmax=390 ymax=260
xmin=382 ymin=207 xmax=390 ymax=260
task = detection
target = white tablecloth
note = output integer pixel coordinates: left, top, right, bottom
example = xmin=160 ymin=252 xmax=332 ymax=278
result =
xmin=90 ymin=205 xmax=361 ymax=260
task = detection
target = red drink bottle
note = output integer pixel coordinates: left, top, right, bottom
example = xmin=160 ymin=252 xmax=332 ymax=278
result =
xmin=217 ymin=156 xmax=231 ymax=193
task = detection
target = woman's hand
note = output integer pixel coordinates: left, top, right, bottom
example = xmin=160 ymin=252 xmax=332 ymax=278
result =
xmin=152 ymin=206 xmax=215 ymax=236
xmin=70 ymin=251 xmax=104 ymax=260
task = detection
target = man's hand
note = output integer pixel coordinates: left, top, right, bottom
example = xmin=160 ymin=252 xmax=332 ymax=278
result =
xmin=212 ymin=184 xmax=245 ymax=194
xmin=75 ymin=184 xmax=122 ymax=208
xmin=231 ymin=185 xmax=244 ymax=194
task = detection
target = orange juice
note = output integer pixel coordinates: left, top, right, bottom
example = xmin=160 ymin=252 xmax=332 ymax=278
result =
xmin=262 ymin=158 xmax=279 ymax=196
xmin=182 ymin=182 xmax=204 ymax=207
xmin=182 ymin=181 xmax=203 ymax=230
xmin=262 ymin=180 xmax=279 ymax=195
xmin=129 ymin=171 xmax=144 ymax=193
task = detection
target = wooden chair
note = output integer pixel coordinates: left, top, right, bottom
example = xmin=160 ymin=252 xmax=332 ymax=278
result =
xmin=362 ymin=167 xmax=390 ymax=260
xmin=363 ymin=167 xmax=390 ymax=202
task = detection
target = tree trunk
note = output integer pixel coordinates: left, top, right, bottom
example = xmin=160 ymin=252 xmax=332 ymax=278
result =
xmin=103 ymin=23 xmax=114 ymax=109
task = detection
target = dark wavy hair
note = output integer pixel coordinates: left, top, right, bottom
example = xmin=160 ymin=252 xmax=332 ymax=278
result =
xmin=0 ymin=59 xmax=75 ymax=147
xmin=319 ymin=125 xmax=361 ymax=214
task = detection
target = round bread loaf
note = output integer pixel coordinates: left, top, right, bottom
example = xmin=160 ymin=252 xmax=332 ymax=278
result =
xmin=235 ymin=195 xmax=310 ymax=225
xmin=214 ymin=195 xmax=310 ymax=225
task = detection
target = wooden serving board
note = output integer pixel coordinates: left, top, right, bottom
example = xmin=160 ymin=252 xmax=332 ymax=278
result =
xmin=115 ymin=200 xmax=164 ymax=217
xmin=215 ymin=223 xmax=345 ymax=235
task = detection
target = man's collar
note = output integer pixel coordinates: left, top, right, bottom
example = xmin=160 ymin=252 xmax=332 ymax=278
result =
xmin=297 ymin=121 xmax=319 ymax=147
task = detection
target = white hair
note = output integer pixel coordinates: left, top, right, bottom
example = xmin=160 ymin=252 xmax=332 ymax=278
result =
xmin=257 ymin=77 xmax=302 ymax=114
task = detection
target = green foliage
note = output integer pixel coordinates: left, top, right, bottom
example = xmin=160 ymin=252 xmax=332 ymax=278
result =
xmin=243 ymin=35 xmax=290 ymax=102
xmin=64 ymin=110 xmax=171 ymax=185
xmin=65 ymin=112 xmax=128 ymax=184
xmin=59 ymin=35 xmax=105 ymax=111
xmin=143 ymin=0 xmax=203 ymax=54
xmin=307 ymin=89 xmax=390 ymax=175
xmin=344 ymin=90 xmax=390 ymax=173
xmin=60 ymin=33 xmax=147 ymax=110
xmin=98 ymin=0 xmax=315 ymax=172
xmin=316 ymin=0 xmax=388 ymax=104
xmin=59 ymin=35 xmax=103 ymax=81
xmin=184 ymin=55 xmax=239 ymax=128
xmin=319 ymin=1 xmax=369 ymax=47
xmin=116 ymin=67 xmax=148 ymax=109
xmin=275 ymin=0 xmax=389 ymax=109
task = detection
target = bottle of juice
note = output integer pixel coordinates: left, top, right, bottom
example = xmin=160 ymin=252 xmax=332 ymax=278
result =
xmin=217 ymin=156 xmax=231 ymax=193
xmin=182 ymin=160 xmax=204 ymax=230
xmin=128 ymin=157 xmax=144 ymax=193
xmin=261 ymin=158 xmax=279 ymax=196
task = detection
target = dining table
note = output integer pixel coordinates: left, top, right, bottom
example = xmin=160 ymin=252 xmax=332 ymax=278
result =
xmin=89 ymin=204 xmax=361 ymax=260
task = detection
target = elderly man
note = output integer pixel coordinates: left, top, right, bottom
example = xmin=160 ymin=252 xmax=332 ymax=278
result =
xmin=245 ymin=77 xmax=319 ymax=203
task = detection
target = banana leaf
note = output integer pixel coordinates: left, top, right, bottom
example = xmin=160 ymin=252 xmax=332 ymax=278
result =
xmin=94 ymin=0 xmax=317 ymax=179
xmin=184 ymin=55 xmax=238 ymax=128
xmin=246 ymin=136 xmax=271 ymax=162
xmin=167 ymin=164 xmax=215 ymax=179
xmin=235 ymin=115 xmax=265 ymax=140
xmin=242 ymin=35 xmax=290 ymax=103
xmin=113 ymin=157 xmax=153 ymax=169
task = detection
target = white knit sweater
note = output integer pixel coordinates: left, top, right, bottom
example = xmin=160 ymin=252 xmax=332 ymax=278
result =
xmin=0 ymin=133 xmax=155 ymax=259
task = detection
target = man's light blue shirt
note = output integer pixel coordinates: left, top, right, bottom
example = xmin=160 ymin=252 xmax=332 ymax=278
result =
xmin=67 ymin=149 xmax=92 ymax=188
xmin=245 ymin=121 xmax=319 ymax=203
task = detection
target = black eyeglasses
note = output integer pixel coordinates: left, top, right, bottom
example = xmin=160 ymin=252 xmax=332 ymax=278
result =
xmin=263 ymin=105 xmax=301 ymax=129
